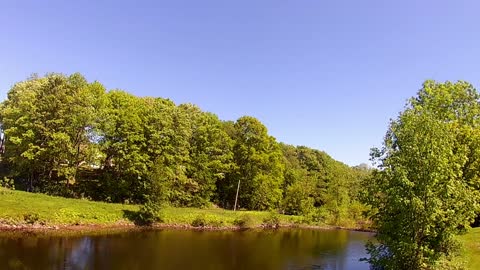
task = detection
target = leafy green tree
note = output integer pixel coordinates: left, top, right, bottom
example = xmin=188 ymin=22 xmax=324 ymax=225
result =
xmin=410 ymin=81 xmax=480 ymax=196
xmin=180 ymin=104 xmax=233 ymax=207
xmin=98 ymin=90 xmax=150 ymax=202
xmin=138 ymin=102 xmax=233 ymax=207
xmin=219 ymin=116 xmax=284 ymax=210
xmin=282 ymin=179 xmax=314 ymax=216
xmin=363 ymin=81 xmax=480 ymax=269
xmin=0 ymin=73 xmax=105 ymax=193
xmin=140 ymin=97 xmax=188 ymax=205
xmin=321 ymin=162 xmax=352 ymax=225
xmin=280 ymin=144 xmax=314 ymax=215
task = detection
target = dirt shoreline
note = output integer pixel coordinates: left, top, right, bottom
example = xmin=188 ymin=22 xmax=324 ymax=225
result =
xmin=0 ymin=222 xmax=375 ymax=235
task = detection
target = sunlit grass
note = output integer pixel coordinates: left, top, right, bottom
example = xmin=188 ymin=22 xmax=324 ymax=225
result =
xmin=0 ymin=188 xmax=302 ymax=228
xmin=457 ymin=227 xmax=480 ymax=269
xmin=0 ymin=187 xmax=137 ymax=225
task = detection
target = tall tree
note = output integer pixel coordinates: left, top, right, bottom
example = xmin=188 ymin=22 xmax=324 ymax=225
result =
xmin=99 ymin=90 xmax=149 ymax=202
xmin=280 ymin=144 xmax=314 ymax=215
xmin=0 ymin=73 xmax=105 ymax=193
xmin=219 ymin=116 xmax=284 ymax=210
xmin=364 ymin=81 xmax=480 ymax=269
xmin=180 ymin=104 xmax=233 ymax=207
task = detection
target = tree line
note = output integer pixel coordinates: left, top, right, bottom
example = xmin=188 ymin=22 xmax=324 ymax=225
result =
xmin=0 ymin=73 xmax=368 ymax=224
xmin=2 ymin=73 xmax=479 ymax=268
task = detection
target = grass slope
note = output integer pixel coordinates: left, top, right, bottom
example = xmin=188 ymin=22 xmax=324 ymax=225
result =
xmin=0 ymin=188 xmax=301 ymax=228
xmin=0 ymin=188 xmax=137 ymax=225
xmin=457 ymin=227 xmax=480 ymax=269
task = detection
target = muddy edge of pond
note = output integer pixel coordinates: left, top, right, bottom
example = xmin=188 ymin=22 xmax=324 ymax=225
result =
xmin=0 ymin=222 xmax=376 ymax=236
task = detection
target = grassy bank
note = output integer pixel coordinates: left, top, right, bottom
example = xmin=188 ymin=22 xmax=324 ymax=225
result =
xmin=457 ymin=227 xmax=480 ymax=269
xmin=1 ymin=188 xmax=479 ymax=268
xmin=0 ymin=188 xmax=303 ymax=229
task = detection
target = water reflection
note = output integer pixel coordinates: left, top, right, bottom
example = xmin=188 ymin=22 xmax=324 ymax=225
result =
xmin=0 ymin=229 xmax=373 ymax=270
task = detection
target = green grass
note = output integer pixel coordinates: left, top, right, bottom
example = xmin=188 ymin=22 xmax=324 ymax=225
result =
xmin=160 ymin=206 xmax=300 ymax=227
xmin=0 ymin=188 xmax=303 ymax=228
xmin=0 ymin=187 xmax=138 ymax=225
xmin=457 ymin=227 xmax=480 ymax=269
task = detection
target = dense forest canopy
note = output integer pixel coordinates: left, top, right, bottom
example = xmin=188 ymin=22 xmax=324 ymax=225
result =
xmin=0 ymin=73 xmax=368 ymax=225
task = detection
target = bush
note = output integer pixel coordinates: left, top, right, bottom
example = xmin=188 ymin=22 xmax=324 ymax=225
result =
xmin=282 ymin=181 xmax=314 ymax=215
xmin=42 ymin=182 xmax=75 ymax=198
xmin=0 ymin=177 xmax=15 ymax=190
xmin=191 ymin=215 xmax=207 ymax=228
xmin=234 ymin=215 xmax=255 ymax=229
xmin=304 ymin=207 xmax=329 ymax=225
xmin=262 ymin=212 xmax=280 ymax=228
xmin=23 ymin=213 xmax=40 ymax=225
xmin=190 ymin=215 xmax=225 ymax=228
xmin=206 ymin=216 xmax=224 ymax=227
xmin=136 ymin=201 xmax=163 ymax=226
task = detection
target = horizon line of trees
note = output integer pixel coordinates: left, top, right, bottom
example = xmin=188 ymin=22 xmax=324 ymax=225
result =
xmin=0 ymin=73 xmax=368 ymax=223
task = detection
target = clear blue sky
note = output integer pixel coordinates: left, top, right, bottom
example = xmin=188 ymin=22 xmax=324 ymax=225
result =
xmin=1 ymin=0 xmax=480 ymax=166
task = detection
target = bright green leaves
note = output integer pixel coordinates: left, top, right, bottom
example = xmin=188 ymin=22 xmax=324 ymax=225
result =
xmin=217 ymin=116 xmax=284 ymax=211
xmin=1 ymin=73 xmax=369 ymax=219
xmin=364 ymin=81 xmax=480 ymax=269
xmin=0 ymin=73 xmax=105 ymax=191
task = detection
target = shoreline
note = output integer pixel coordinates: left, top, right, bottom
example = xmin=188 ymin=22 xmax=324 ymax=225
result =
xmin=0 ymin=189 xmax=375 ymax=236
xmin=0 ymin=222 xmax=375 ymax=235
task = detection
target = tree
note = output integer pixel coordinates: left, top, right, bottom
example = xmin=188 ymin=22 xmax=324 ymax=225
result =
xmin=282 ymin=179 xmax=314 ymax=216
xmin=219 ymin=116 xmax=284 ymax=210
xmin=280 ymin=144 xmax=314 ymax=215
xmin=0 ymin=73 xmax=105 ymax=193
xmin=98 ymin=90 xmax=150 ymax=202
xmin=363 ymin=81 xmax=480 ymax=269
xmin=181 ymin=105 xmax=233 ymax=207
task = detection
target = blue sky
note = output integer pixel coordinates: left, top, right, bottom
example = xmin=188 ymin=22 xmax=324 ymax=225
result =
xmin=1 ymin=0 xmax=480 ymax=166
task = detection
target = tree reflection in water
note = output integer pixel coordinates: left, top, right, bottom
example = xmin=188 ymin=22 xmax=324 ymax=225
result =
xmin=0 ymin=229 xmax=373 ymax=270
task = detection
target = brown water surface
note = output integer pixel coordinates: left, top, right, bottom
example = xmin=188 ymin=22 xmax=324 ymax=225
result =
xmin=0 ymin=228 xmax=373 ymax=270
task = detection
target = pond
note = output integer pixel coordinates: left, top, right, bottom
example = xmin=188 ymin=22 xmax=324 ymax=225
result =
xmin=0 ymin=228 xmax=373 ymax=270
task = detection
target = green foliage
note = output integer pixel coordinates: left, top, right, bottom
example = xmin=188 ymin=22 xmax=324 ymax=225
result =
xmin=23 ymin=213 xmax=40 ymax=225
xmin=98 ymin=90 xmax=151 ymax=203
xmin=0 ymin=73 xmax=105 ymax=191
xmin=136 ymin=200 xmax=163 ymax=226
xmin=303 ymin=207 xmax=328 ymax=225
xmin=218 ymin=116 xmax=285 ymax=211
xmin=363 ymin=81 xmax=480 ymax=269
xmin=282 ymin=179 xmax=314 ymax=216
xmin=233 ymin=215 xmax=255 ymax=229
xmin=0 ymin=73 xmax=370 ymax=227
xmin=279 ymin=143 xmax=368 ymax=226
xmin=173 ymin=104 xmax=234 ymax=207
xmin=191 ymin=215 xmax=207 ymax=227
xmin=0 ymin=177 xmax=15 ymax=190
xmin=190 ymin=214 xmax=230 ymax=228
xmin=262 ymin=211 xmax=280 ymax=228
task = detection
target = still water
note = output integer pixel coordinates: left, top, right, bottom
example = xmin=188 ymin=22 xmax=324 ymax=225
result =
xmin=0 ymin=229 xmax=373 ymax=270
